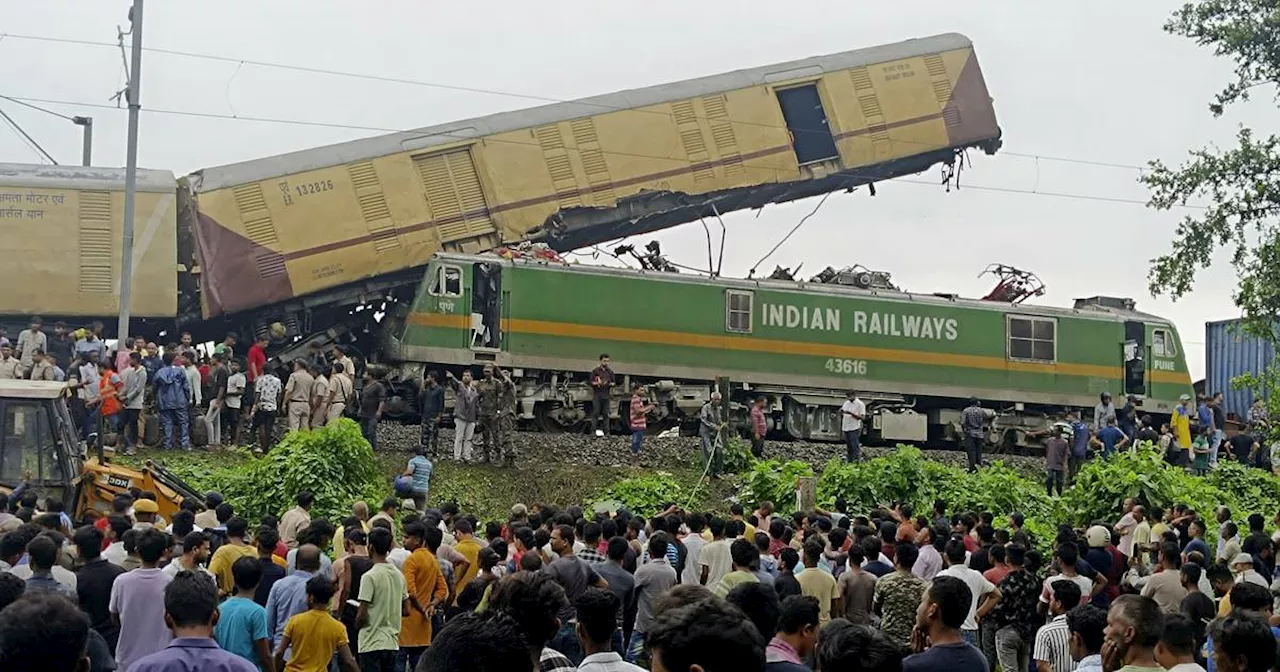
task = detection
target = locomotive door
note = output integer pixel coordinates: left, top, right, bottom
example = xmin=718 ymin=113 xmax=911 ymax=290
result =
xmin=469 ymin=262 xmax=503 ymax=351
xmin=1123 ymin=320 xmax=1146 ymax=396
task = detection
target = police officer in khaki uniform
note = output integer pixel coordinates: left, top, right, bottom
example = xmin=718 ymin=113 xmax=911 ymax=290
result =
xmin=283 ymin=359 xmax=314 ymax=431
xmin=326 ymin=361 xmax=353 ymax=425
xmin=474 ymin=365 xmax=512 ymax=463
xmin=310 ymin=362 xmax=330 ymax=428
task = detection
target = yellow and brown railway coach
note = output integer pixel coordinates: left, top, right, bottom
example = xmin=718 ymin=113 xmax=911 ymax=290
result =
xmin=191 ymin=32 xmax=1000 ymax=323
xmin=0 ymin=163 xmax=182 ymax=322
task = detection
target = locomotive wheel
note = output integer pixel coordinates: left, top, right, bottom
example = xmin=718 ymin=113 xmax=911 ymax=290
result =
xmin=533 ymin=402 xmax=580 ymax=433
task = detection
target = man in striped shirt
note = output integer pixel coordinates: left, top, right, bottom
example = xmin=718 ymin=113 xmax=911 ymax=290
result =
xmin=628 ymin=384 xmax=653 ymax=456
xmin=750 ymin=397 xmax=768 ymax=458
xmin=1034 ymin=580 xmax=1082 ymax=672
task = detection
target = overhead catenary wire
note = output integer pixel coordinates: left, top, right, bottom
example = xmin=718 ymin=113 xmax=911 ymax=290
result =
xmin=1 ymin=31 xmax=1155 ymax=172
xmin=0 ymin=94 xmax=75 ymax=121
xmin=0 ymin=104 xmax=57 ymax=163
xmin=749 ymin=190 xmax=834 ymax=277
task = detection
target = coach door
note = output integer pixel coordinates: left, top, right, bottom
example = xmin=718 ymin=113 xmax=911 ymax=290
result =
xmin=776 ymin=84 xmax=840 ymax=165
xmin=1123 ymin=320 xmax=1146 ymax=396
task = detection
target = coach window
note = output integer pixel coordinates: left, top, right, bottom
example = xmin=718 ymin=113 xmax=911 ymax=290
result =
xmin=430 ymin=265 xmax=462 ymax=297
xmin=1152 ymin=329 xmax=1175 ymax=357
xmin=726 ymin=290 xmax=753 ymax=334
xmin=1007 ymin=315 xmax=1056 ymax=363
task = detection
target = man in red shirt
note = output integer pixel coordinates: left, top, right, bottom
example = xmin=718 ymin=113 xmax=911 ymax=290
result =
xmin=750 ymin=397 xmax=768 ymax=457
xmin=246 ymin=334 xmax=267 ymax=407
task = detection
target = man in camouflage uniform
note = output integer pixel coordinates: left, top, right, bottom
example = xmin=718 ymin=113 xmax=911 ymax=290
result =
xmin=475 ymin=365 xmax=513 ymax=463
xmin=497 ymin=371 xmax=518 ymax=467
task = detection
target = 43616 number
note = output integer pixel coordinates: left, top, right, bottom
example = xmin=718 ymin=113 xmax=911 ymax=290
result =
xmin=824 ymin=358 xmax=867 ymax=375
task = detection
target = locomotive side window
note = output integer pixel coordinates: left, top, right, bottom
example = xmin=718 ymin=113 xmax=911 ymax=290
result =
xmin=1007 ymin=316 xmax=1056 ymax=363
xmin=726 ymin=290 xmax=754 ymax=334
xmin=1152 ymin=329 xmax=1175 ymax=357
xmin=429 ymin=265 xmax=462 ymax=297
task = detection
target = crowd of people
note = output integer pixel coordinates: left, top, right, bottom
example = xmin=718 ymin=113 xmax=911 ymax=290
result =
xmin=0 ymin=463 xmax=1275 ymax=672
xmin=0 ymin=317 xmax=379 ymax=455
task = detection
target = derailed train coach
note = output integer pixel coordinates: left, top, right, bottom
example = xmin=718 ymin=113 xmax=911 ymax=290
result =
xmin=186 ymin=31 xmax=1001 ymax=342
xmin=379 ymin=253 xmax=1195 ymax=449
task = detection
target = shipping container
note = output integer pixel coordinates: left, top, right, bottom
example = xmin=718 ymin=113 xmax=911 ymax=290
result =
xmin=1205 ymin=318 xmax=1276 ymax=418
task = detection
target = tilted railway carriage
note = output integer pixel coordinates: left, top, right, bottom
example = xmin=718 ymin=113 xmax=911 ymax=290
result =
xmin=189 ymin=32 xmax=999 ymax=340
xmin=383 ymin=254 xmax=1194 ymax=448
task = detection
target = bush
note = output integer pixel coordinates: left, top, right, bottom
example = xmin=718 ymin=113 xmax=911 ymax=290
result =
xmin=213 ymin=419 xmax=386 ymax=524
xmin=720 ymin=437 xmax=755 ymax=474
xmin=599 ymin=473 xmax=685 ymax=517
xmin=1207 ymin=460 xmax=1280 ymax=516
xmin=817 ymin=447 xmax=953 ymax=513
xmin=740 ymin=459 xmax=814 ymax=514
xmin=1059 ymin=446 xmax=1232 ymax=529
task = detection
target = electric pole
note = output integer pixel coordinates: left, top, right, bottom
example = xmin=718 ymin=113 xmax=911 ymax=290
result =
xmin=72 ymin=116 xmax=92 ymax=166
xmin=118 ymin=0 xmax=143 ymax=347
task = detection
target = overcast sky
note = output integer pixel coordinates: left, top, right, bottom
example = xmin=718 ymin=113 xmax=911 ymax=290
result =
xmin=1 ymin=1 xmax=1264 ymax=381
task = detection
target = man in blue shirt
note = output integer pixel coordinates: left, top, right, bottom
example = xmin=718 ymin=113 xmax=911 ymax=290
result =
xmin=265 ymin=544 xmax=321 ymax=648
xmin=1069 ymin=411 xmax=1091 ymax=481
xmin=215 ymin=557 xmax=273 ymax=671
xmin=1092 ymin=417 xmax=1129 ymax=458
xmin=153 ymin=352 xmax=192 ymax=450
xmin=130 ymin=571 xmax=256 ymax=672
xmin=402 ymin=447 xmax=434 ymax=514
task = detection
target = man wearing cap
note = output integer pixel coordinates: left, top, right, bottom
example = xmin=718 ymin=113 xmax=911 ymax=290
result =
xmin=1231 ymin=553 xmax=1269 ymax=588
xmin=1172 ymin=394 xmax=1193 ymax=465
xmin=1093 ymin=392 xmax=1115 ymax=431
xmin=132 ymin=498 xmax=160 ymax=531
xmin=511 ymin=503 xmax=529 ymax=523
xmin=1083 ymin=525 xmax=1115 ymax=607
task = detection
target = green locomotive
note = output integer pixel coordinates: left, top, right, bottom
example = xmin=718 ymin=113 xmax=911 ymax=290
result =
xmin=379 ymin=253 xmax=1193 ymax=448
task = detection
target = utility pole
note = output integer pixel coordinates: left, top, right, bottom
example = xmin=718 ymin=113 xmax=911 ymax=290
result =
xmin=118 ymin=0 xmax=143 ymax=347
xmin=72 ymin=116 xmax=92 ymax=166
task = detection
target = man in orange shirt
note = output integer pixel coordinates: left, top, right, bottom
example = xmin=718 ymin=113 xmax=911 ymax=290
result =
xmin=399 ymin=522 xmax=448 ymax=670
xmin=94 ymin=360 xmax=124 ymax=436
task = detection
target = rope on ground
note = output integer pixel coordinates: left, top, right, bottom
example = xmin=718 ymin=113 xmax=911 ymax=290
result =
xmin=683 ymin=428 xmax=723 ymax=510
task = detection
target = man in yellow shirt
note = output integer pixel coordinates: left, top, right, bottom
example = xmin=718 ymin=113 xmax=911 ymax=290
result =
xmin=275 ymin=575 xmax=359 ymax=672
xmin=1172 ymin=394 xmax=1194 ymax=465
xmin=452 ymin=520 xmax=483 ymax=597
xmin=730 ymin=504 xmax=757 ymax=540
xmin=208 ymin=518 xmax=259 ymax=596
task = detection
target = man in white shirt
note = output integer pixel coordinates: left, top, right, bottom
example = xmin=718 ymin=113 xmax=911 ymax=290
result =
xmin=936 ymin=538 xmax=1000 ymax=649
xmin=162 ymin=531 xmax=214 ymax=579
xmin=681 ymin=515 xmax=708 ymax=585
xmin=224 ymin=360 xmax=246 ymax=447
xmin=15 ymin=317 xmax=47 ymax=377
xmin=840 ymin=390 xmax=866 ymax=462
xmin=698 ymin=519 xmax=733 ymax=587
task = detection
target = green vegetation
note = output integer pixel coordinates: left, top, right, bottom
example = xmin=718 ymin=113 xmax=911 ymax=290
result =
xmin=127 ymin=431 xmax=1279 ymax=549
xmin=123 ymin=419 xmax=384 ymax=524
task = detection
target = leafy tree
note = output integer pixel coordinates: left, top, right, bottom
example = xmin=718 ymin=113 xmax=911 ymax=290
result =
xmin=1144 ymin=0 xmax=1280 ymax=343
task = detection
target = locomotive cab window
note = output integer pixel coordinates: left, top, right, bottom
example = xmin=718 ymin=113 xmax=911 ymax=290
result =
xmin=1152 ymin=329 xmax=1175 ymax=357
xmin=1007 ymin=316 xmax=1056 ymax=363
xmin=726 ymin=290 xmax=753 ymax=334
xmin=429 ymin=265 xmax=462 ymax=297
